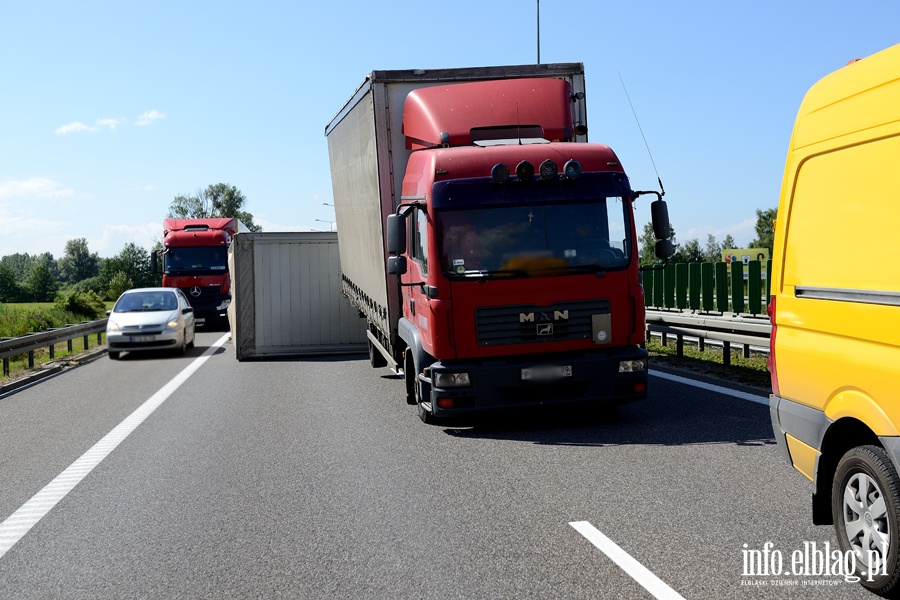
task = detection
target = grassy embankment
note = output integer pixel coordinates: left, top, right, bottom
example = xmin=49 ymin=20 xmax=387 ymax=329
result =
xmin=0 ymin=302 xmax=110 ymax=381
xmin=646 ymin=336 xmax=771 ymax=391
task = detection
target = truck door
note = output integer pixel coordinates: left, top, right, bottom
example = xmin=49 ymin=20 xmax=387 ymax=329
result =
xmin=404 ymin=206 xmax=436 ymax=357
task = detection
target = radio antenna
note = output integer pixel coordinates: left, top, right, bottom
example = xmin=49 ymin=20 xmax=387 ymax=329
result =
xmin=618 ymin=71 xmax=665 ymax=197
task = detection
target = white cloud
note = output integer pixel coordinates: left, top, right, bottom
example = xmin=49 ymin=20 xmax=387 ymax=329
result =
xmin=91 ymin=222 xmax=161 ymax=257
xmin=55 ymin=121 xmax=92 ymax=135
xmin=55 ymin=117 xmax=125 ymax=135
xmin=0 ymin=177 xmax=74 ymax=200
xmin=135 ymin=110 xmax=165 ymax=126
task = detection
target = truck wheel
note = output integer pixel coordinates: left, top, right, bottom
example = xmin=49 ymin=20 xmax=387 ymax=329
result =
xmin=368 ymin=339 xmax=387 ymax=368
xmin=832 ymin=445 xmax=900 ymax=596
xmin=108 ymin=351 xmax=120 ymax=360
xmin=416 ymin=377 xmax=436 ymax=424
xmin=404 ymin=354 xmax=417 ymax=405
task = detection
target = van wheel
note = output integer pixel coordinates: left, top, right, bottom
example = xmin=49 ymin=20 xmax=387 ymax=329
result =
xmin=832 ymin=445 xmax=900 ymax=596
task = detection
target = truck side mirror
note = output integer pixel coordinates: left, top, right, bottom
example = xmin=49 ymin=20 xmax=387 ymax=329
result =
xmin=650 ymin=199 xmax=671 ymax=240
xmin=387 ymin=214 xmax=407 ymax=255
xmin=655 ymin=239 xmax=675 ymax=260
xmin=387 ymin=255 xmax=408 ymax=275
xmin=151 ymin=252 xmax=159 ymax=274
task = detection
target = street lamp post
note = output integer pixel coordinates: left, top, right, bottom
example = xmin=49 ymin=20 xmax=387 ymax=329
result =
xmin=315 ymin=219 xmax=336 ymax=231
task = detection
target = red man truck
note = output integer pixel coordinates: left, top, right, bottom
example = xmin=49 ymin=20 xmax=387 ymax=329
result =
xmin=152 ymin=217 xmax=242 ymax=326
xmin=325 ymin=63 xmax=672 ymax=423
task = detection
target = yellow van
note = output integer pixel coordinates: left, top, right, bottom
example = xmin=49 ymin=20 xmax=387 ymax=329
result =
xmin=768 ymin=42 xmax=900 ymax=595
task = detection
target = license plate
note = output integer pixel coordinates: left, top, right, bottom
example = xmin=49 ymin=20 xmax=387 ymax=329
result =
xmin=521 ymin=365 xmax=572 ymax=381
xmin=130 ymin=335 xmax=155 ymax=342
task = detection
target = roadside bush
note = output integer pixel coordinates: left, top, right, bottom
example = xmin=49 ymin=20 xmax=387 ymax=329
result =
xmin=106 ymin=271 xmax=133 ymax=301
xmin=54 ymin=290 xmax=107 ymax=320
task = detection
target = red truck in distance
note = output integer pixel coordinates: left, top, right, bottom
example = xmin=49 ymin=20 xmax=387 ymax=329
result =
xmin=325 ymin=64 xmax=673 ymax=423
xmin=151 ymin=217 xmax=242 ymax=326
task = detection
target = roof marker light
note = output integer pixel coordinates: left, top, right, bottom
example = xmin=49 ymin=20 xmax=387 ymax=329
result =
xmin=491 ymin=163 xmax=510 ymax=183
xmin=539 ymin=160 xmax=558 ymax=180
xmin=516 ymin=161 xmax=535 ymax=181
xmin=563 ymin=159 xmax=582 ymax=179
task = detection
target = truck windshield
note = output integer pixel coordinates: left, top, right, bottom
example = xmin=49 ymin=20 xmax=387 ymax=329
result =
xmin=164 ymin=247 xmax=228 ymax=273
xmin=438 ymin=198 xmax=630 ymax=279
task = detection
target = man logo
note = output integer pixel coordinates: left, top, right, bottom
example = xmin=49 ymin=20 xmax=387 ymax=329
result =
xmin=519 ymin=310 xmax=568 ymax=323
xmin=190 ymin=286 xmax=202 ymax=297
xmin=537 ymin=323 xmax=553 ymax=336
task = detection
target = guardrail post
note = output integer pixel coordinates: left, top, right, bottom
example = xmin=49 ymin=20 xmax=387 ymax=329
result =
xmin=67 ymin=339 xmax=74 ymax=353
xmin=643 ymin=270 xmax=654 ymax=308
xmin=675 ymin=263 xmax=687 ymax=309
xmin=2 ymin=357 xmax=8 ymax=377
xmin=701 ymin=263 xmax=714 ymax=312
xmin=653 ymin=267 xmax=664 ymax=308
xmin=766 ymin=259 xmax=772 ymax=305
xmin=748 ymin=260 xmax=762 ymax=315
xmin=28 ymin=350 xmax=35 ymax=369
xmin=723 ymin=341 xmax=731 ymax=366
xmin=730 ymin=261 xmax=745 ymax=314
xmin=688 ymin=263 xmax=701 ymax=311
xmin=83 ymin=334 xmax=89 ymax=349
xmin=664 ymin=263 xmax=675 ymax=309
xmin=715 ymin=262 xmax=728 ymax=312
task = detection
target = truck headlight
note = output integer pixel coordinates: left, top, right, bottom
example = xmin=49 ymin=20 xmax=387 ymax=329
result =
xmin=433 ymin=372 xmax=472 ymax=388
xmin=618 ymin=359 xmax=646 ymax=373
xmin=216 ymin=299 xmax=231 ymax=311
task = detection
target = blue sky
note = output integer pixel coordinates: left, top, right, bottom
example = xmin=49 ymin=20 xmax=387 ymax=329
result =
xmin=2 ymin=1 xmax=899 ymax=260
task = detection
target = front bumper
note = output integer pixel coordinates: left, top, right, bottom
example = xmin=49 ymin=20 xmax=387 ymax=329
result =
xmin=427 ymin=346 xmax=648 ymax=418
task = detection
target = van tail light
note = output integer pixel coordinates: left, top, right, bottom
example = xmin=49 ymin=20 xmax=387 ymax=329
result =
xmin=766 ymin=296 xmax=779 ymax=396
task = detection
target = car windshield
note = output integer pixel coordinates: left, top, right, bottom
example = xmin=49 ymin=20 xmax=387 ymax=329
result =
xmin=164 ymin=247 xmax=227 ymax=272
xmin=437 ymin=198 xmax=630 ymax=279
xmin=114 ymin=292 xmax=179 ymax=312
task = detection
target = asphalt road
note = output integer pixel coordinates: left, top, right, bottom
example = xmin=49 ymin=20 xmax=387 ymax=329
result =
xmin=0 ymin=330 xmax=875 ymax=599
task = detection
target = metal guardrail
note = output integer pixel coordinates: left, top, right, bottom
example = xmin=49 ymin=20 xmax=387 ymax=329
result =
xmin=645 ymin=309 xmax=771 ymax=365
xmin=1 ymin=319 xmax=107 ymax=376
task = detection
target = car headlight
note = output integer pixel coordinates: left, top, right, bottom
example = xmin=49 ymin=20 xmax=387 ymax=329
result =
xmin=433 ymin=372 xmax=472 ymax=388
xmin=107 ymin=321 xmax=120 ymax=333
xmin=166 ymin=319 xmax=179 ymax=330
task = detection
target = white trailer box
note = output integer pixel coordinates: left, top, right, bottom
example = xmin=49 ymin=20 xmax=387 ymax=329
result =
xmin=228 ymin=231 xmax=367 ymax=360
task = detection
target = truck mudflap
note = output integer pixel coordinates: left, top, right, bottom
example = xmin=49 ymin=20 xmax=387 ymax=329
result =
xmin=426 ymin=346 xmax=648 ymax=418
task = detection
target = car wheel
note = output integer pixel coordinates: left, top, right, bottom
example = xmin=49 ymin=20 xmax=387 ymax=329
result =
xmin=108 ymin=351 xmax=120 ymax=360
xmin=177 ymin=334 xmax=187 ymax=356
xmin=832 ymin=445 xmax=900 ymax=596
xmin=187 ymin=326 xmax=195 ymax=349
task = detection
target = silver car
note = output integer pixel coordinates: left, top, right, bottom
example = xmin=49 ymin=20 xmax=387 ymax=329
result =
xmin=106 ymin=287 xmax=196 ymax=359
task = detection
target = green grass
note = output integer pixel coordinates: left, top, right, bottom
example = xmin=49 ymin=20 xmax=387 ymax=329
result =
xmin=1 ymin=302 xmax=108 ymax=382
xmin=646 ymin=336 xmax=771 ymax=391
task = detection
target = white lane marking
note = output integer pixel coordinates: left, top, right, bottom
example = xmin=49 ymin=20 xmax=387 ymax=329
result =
xmin=0 ymin=333 xmax=230 ymax=560
xmin=570 ymin=521 xmax=687 ymax=600
xmin=650 ymin=369 xmax=769 ymax=405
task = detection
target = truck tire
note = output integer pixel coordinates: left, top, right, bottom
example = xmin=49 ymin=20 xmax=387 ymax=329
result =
xmin=368 ymin=339 xmax=387 ymax=368
xmin=404 ymin=353 xmax=417 ymax=405
xmin=832 ymin=445 xmax=900 ymax=596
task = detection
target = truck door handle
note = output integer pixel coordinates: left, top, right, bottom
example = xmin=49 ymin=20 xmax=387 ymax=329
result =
xmin=409 ymin=298 xmax=415 ymax=316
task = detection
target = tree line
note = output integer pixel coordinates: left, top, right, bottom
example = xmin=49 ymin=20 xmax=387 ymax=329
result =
xmin=639 ymin=207 xmax=776 ymax=265
xmin=0 ymin=183 xmax=261 ymax=303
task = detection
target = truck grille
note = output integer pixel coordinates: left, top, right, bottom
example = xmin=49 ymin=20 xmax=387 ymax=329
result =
xmin=179 ymin=285 xmax=222 ymax=299
xmin=475 ymin=299 xmax=610 ymax=346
